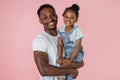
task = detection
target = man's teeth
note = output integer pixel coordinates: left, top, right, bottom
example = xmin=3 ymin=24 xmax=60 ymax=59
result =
xmin=49 ymin=22 xmax=54 ymax=25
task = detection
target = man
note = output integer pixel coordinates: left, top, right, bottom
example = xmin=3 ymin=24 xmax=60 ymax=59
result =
xmin=32 ymin=4 xmax=84 ymax=80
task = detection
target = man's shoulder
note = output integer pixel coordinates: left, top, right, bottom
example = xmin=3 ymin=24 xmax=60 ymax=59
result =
xmin=33 ymin=32 xmax=47 ymax=42
xmin=32 ymin=32 xmax=49 ymax=52
xmin=34 ymin=31 xmax=47 ymax=38
xmin=33 ymin=35 xmax=43 ymax=41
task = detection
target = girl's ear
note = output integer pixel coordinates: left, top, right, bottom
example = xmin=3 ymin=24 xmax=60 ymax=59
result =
xmin=76 ymin=18 xmax=78 ymax=22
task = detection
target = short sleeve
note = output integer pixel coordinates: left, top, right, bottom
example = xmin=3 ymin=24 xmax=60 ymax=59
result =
xmin=75 ymin=27 xmax=84 ymax=40
xmin=57 ymin=30 xmax=61 ymax=37
xmin=32 ymin=37 xmax=48 ymax=52
xmin=58 ymin=26 xmax=65 ymax=38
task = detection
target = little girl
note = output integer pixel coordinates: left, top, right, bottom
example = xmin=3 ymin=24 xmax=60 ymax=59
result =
xmin=57 ymin=4 xmax=84 ymax=80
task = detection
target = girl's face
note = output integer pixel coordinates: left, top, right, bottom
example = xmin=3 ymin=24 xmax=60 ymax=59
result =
xmin=63 ymin=9 xmax=78 ymax=27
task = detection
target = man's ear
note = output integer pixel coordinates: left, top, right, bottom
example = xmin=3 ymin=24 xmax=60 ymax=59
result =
xmin=39 ymin=18 xmax=42 ymax=23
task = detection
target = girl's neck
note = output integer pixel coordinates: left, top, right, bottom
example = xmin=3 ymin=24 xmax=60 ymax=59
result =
xmin=65 ymin=25 xmax=74 ymax=32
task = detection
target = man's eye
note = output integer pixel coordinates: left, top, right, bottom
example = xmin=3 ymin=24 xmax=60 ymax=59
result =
xmin=51 ymin=14 xmax=56 ymax=17
xmin=42 ymin=16 xmax=47 ymax=19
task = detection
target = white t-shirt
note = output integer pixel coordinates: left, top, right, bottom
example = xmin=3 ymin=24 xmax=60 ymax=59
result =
xmin=32 ymin=31 xmax=59 ymax=80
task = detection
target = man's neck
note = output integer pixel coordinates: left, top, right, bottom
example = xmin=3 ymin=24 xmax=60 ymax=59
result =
xmin=45 ymin=29 xmax=57 ymax=36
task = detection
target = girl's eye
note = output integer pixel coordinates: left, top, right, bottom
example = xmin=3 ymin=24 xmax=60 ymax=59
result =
xmin=64 ymin=16 xmax=68 ymax=18
xmin=64 ymin=16 xmax=74 ymax=19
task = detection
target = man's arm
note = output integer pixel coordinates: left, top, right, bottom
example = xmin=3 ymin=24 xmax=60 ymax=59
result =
xmin=66 ymin=60 xmax=84 ymax=69
xmin=34 ymin=51 xmax=78 ymax=78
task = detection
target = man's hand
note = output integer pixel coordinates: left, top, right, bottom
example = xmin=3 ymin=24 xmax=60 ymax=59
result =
xmin=69 ymin=69 xmax=78 ymax=79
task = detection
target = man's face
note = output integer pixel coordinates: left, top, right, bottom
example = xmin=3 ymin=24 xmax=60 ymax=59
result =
xmin=39 ymin=8 xmax=58 ymax=30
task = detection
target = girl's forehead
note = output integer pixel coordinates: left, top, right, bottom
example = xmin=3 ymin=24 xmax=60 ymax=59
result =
xmin=64 ymin=10 xmax=76 ymax=15
xmin=65 ymin=9 xmax=75 ymax=13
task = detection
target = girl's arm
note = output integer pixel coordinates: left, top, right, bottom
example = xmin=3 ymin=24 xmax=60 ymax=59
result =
xmin=62 ymin=38 xmax=82 ymax=67
xmin=58 ymin=37 xmax=64 ymax=59
xmin=69 ymin=38 xmax=82 ymax=62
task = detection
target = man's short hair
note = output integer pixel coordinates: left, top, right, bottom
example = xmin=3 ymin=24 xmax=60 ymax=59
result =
xmin=37 ymin=4 xmax=56 ymax=17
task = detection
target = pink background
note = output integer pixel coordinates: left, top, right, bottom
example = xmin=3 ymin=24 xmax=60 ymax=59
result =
xmin=0 ymin=0 xmax=120 ymax=80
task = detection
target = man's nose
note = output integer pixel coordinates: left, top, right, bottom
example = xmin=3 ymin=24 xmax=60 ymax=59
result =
xmin=48 ymin=16 xmax=53 ymax=22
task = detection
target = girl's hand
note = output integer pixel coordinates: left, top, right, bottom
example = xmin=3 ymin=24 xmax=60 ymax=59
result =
xmin=56 ymin=58 xmax=63 ymax=66
xmin=62 ymin=58 xmax=72 ymax=67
